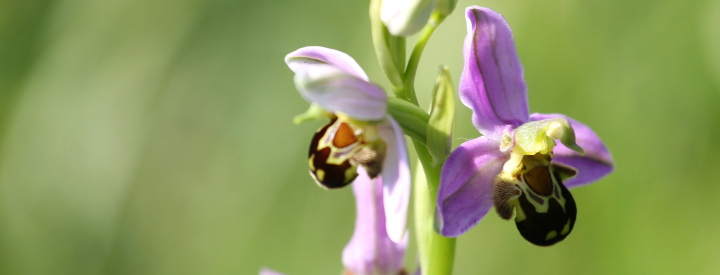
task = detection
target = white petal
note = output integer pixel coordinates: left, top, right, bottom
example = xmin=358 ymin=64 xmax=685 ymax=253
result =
xmin=294 ymin=64 xmax=387 ymax=121
xmin=377 ymin=117 xmax=411 ymax=242
xmin=285 ymin=46 xmax=368 ymax=80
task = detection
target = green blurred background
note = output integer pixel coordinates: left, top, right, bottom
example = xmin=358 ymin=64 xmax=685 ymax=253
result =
xmin=1 ymin=0 xmax=719 ymax=274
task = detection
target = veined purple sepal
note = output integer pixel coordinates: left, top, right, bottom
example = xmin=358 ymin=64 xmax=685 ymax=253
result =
xmin=436 ymin=136 xmax=509 ymax=237
xmin=459 ymin=7 xmax=529 ymax=140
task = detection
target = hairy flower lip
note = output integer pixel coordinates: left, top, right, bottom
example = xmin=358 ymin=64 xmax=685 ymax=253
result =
xmin=436 ymin=6 xmax=614 ymax=238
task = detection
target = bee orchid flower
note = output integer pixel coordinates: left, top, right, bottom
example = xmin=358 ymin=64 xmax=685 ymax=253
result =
xmin=285 ymin=46 xmax=411 ymax=243
xmin=435 ymin=7 xmax=614 ymax=246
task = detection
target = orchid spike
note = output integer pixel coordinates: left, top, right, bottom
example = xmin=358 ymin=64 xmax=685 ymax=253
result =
xmin=435 ymin=7 xmax=614 ymax=246
xmin=286 ymin=46 xmax=411 ymax=243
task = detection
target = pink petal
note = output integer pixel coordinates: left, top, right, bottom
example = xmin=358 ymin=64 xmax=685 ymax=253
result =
xmin=378 ymin=117 xmax=411 ymax=243
xmin=342 ymin=167 xmax=407 ymax=275
xmin=285 ymin=46 xmax=368 ymax=80
xmin=294 ymin=64 xmax=387 ymax=121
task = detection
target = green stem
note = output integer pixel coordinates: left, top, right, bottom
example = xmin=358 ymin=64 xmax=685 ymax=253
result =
xmin=403 ymin=12 xmax=446 ymax=105
xmin=401 ymin=12 xmax=455 ymax=275
xmin=369 ymin=0 xmax=406 ymax=97
xmin=412 ymin=141 xmax=456 ymax=275
xmin=368 ymin=2 xmax=455 ymax=273
xmin=387 ymin=98 xmax=429 ymax=145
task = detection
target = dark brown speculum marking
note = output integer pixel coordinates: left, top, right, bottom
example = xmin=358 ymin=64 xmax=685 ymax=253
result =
xmin=307 ymin=118 xmax=386 ymax=189
xmin=524 ymin=165 xmax=553 ymax=196
xmin=308 ymin=119 xmax=360 ymax=189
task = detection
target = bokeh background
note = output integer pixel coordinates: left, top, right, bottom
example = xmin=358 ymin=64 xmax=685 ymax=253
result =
xmin=1 ymin=0 xmax=719 ymax=274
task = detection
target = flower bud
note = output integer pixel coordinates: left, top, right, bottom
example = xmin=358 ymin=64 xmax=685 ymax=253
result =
xmin=380 ymin=0 xmax=438 ymax=36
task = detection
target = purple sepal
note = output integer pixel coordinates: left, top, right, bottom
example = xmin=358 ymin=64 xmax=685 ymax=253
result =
xmin=436 ymin=137 xmax=509 ymax=237
xmin=459 ymin=7 xmax=529 ymax=140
